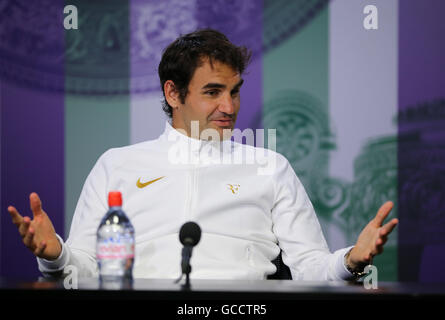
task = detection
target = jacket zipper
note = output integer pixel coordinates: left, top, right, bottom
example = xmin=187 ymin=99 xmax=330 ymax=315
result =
xmin=185 ymin=157 xmax=199 ymax=221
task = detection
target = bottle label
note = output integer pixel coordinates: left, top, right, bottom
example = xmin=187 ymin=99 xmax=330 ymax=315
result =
xmin=97 ymin=236 xmax=134 ymax=260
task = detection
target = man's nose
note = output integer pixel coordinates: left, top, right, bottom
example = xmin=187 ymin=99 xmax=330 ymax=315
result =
xmin=218 ymin=93 xmax=236 ymax=115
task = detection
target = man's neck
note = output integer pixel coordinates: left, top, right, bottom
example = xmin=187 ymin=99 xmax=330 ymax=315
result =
xmin=171 ymin=116 xmax=199 ymax=140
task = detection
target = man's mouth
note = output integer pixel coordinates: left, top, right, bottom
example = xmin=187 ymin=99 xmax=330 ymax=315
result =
xmin=211 ymin=119 xmax=233 ymax=127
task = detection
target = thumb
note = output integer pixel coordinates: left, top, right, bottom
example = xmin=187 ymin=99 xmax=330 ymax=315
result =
xmin=29 ymin=192 xmax=44 ymax=217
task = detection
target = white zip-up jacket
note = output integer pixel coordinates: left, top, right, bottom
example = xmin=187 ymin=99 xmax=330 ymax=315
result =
xmin=38 ymin=121 xmax=354 ymax=281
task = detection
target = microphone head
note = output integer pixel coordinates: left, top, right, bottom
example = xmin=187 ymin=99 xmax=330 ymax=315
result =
xmin=179 ymin=221 xmax=201 ymax=247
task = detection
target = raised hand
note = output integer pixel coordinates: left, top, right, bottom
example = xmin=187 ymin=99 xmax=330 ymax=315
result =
xmin=7 ymin=192 xmax=62 ymax=260
xmin=346 ymin=201 xmax=399 ymax=270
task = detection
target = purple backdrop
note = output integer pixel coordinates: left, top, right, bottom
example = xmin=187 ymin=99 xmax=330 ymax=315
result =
xmin=398 ymin=0 xmax=445 ymax=283
xmin=0 ymin=2 xmax=65 ymax=278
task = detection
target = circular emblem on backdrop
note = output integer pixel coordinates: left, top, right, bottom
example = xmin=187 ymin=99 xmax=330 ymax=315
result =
xmin=0 ymin=0 xmax=328 ymax=94
xmin=263 ymin=90 xmax=332 ymax=169
xmin=263 ymin=90 xmax=350 ymax=219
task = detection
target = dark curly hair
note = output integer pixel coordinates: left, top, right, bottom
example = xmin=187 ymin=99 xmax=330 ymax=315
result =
xmin=158 ymin=29 xmax=252 ymax=118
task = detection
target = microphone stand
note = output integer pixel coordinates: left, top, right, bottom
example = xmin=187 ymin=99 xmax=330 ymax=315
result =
xmin=175 ymin=245 xmax=192 ymax=290
xmin=181 ymin=245 xmax=192 ymax=290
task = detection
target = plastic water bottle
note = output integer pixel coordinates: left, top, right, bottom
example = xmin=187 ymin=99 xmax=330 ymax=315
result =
xmin=96 ymin=191 xmax=135 ymax=283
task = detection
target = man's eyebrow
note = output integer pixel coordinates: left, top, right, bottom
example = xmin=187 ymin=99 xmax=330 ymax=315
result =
xmin=201 ymin=79 xmax=244 ymax=91
xmin=201 ymin=83 xmax=226 ymax=90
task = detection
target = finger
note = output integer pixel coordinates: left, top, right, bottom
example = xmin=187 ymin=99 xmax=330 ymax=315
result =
xmin=380 ymin=218 xmax=399 ymax=236
xmin=18 ymin=216 xmax=31 ymax=238
xmin=7 ymin=206 xmax=24 ymax=226
xmin=376 ymin=236 xmax=386 ymax=246
xmin=373 ymin=201 xmax=394 ymax=226
xmin=30 ymin=192 xmax=44 ymax=218
xmin=23 ymin=227 xmax=35 ymax=248
xmin=34 ymin=241 xmax=46 ymax=257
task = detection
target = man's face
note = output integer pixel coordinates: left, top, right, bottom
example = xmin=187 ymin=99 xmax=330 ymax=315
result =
xmin=172 ymin=58 xmax=243 ymax=140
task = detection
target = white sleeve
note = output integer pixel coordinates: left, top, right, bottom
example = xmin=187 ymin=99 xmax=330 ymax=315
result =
xmin=271 ymin=155 xmax=354 ymax=281
xmin=37 ymin=150 xmax=112 ymax=278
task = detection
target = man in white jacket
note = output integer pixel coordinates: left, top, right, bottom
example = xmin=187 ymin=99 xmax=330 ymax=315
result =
xmin=7 ymin=29 xmax=398 ymax=281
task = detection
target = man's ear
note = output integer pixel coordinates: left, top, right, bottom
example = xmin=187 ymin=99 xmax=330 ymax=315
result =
xmin=164 ymin=80 xmax=180 ymax=110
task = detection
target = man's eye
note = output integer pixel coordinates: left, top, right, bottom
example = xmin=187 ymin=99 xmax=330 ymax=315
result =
xmin=205 ymin=90 xmax=219 ymax=96
xmin=231 ymin=90 xmax=240 ymax=97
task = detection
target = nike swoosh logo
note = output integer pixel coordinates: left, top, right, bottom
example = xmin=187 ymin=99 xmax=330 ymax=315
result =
xmin=136 ymin=176 xmax=165 ymax=188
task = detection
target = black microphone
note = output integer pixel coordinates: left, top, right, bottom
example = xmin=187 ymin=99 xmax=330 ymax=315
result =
xmin=180 ymin=221 xmax=201 ymax=247
xmin=177 ymin=221 xmax=201 ymax=288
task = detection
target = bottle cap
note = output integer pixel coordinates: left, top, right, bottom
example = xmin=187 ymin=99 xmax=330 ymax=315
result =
xmin=108 ymin=191 xmax=122 ymax=207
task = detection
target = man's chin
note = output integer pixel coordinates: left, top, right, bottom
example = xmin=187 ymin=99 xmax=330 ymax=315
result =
xmin=220 ymin=128 xmax=234 ymax=140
